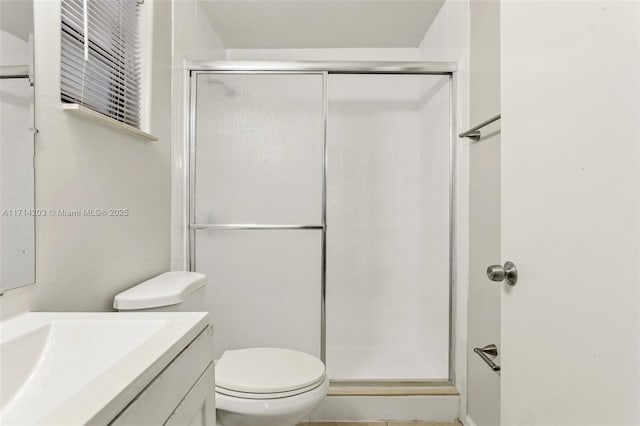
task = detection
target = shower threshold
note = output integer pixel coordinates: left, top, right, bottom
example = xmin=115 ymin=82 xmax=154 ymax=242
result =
xmin=328 ymin=382 xmax=458 ymax=397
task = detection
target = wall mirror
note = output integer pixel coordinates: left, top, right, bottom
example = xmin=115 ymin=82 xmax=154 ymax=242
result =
xmin=0 ymin=0 xmax=35 ymax=292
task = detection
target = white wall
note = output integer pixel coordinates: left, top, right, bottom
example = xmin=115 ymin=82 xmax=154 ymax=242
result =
xmin=0 ymin=2 xmax=36 ymax=313
xmin=171 ymin=0 xmax=226 ymax=271
xmin=419 ymin=0 xmax=469 ymax=63
xmin=26 ymin=0 xmax=173 ymax=312
xmin=173 ymin=0 xmax=226 ymax=63
xmin=0 ymin=284 xmax=35 ymax=320
xmin=225 ymin=48 xmax=422 ymax=61
xmin=500 ymin=1 xmax=640 ymax=424
xmin=418 ymin=0 xmax=470 ymax=419
xmin=199 ymin=0 xmax=445 ymax=50
xmin=466 ymin=1 xmax=500 ymax=425
xmin=0 ymin=29 xmax=35 ymax=292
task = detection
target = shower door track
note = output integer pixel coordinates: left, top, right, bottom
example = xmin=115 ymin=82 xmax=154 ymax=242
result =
xmin=186 ymin=61 xmax=458 ymax=388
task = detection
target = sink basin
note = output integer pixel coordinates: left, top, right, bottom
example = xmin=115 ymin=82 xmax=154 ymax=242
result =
xmin=0 ymin=312 xmax=209 ymax=425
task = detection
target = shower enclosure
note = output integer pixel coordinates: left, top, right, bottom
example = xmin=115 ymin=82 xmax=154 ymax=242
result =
xmin=188 ymin=62 xmax=455 ymax=385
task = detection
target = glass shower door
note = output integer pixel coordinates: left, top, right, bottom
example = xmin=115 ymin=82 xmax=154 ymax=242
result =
xmin=191 ymin=73 xmax=325 ymax=359
xmin=191 ymin=70 xmax=453 ymax=382
xmin=326 ymin=74 xmax=452 ymax=381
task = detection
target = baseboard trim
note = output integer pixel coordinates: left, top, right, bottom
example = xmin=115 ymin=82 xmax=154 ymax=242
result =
xmin=463 ymin=414 xmax=478 ymax=426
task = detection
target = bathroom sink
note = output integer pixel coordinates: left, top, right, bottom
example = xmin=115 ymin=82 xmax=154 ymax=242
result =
xmin=0 ymin=311 xmax=209 ymax=425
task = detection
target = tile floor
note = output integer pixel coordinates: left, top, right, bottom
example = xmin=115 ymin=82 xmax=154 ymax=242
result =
xmin=299 ymin=422 xmax=461 ymax=426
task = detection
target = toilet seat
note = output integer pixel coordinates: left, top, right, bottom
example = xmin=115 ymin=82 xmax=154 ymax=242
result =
xmin=216 ymin=375 xmax=330 ymax=425
xmin=216 ymin=379 xmax=324 ymax=399
xmin=215 ymin=347 xmax=325 ymax=400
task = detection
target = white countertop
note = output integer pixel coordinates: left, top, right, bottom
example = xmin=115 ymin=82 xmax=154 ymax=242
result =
xmin=0 ymin=311 xmax=210 ymax=425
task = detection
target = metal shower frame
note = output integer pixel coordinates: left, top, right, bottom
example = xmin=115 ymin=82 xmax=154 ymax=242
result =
xmin=186 ymin=60 xmax=458 ymax=387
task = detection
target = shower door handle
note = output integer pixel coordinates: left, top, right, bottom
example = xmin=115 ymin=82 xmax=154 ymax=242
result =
xmin=190 ymin=224 xmax=324 ymax=230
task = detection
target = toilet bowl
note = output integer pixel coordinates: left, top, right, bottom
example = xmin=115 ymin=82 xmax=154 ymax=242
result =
xmin=215 ymin=347 xmax=328 ymax=426
xmin=114 ymin=273 xmax=328 ymax=426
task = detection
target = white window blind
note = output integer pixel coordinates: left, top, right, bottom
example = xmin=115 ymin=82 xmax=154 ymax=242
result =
xmin=61 ymin=0 xmax=141 ymax=128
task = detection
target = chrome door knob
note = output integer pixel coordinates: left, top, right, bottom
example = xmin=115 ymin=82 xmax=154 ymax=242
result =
xmin=486 ymin=261 xmax=518 ymax=286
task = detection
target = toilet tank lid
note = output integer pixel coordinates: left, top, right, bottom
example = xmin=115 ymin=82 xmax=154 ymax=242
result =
xmin=113 ymin=271 xmax=206 ymax=310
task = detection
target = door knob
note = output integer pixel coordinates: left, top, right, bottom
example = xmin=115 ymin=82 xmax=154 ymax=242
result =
xmin=486 ymin=261 xmax=518 ymax=286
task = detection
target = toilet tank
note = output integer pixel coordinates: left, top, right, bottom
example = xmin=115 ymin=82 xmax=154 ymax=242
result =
xmin=113 ymin=271 xmax=207 ymax=312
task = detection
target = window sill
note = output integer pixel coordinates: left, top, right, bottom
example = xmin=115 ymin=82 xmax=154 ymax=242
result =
xmin=62 ymin=104 xmax=159 ymax=141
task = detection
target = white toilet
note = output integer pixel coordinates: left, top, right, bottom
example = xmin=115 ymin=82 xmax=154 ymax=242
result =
xmin=114 ymin=272 xmax=328 ymax=426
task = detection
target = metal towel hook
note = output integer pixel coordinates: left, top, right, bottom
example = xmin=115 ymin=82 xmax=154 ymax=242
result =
xmin=459 ymin=114 xmax=501 ymax=141
xmin=474 ymin=344 xmax=501 ymax=372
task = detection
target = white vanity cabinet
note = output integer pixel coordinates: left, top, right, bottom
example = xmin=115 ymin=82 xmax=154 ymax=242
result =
xmin=109 ymin=325 xmax=215 ymax=426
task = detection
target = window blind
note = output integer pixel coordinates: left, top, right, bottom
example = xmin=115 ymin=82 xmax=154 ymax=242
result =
xmin=61 ymin=0 xmax=141 ymax=128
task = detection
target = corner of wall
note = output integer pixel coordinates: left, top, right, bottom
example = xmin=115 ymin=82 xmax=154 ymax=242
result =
xmin=417 ymin=0 xmax=471 ymax=420
xmin=0 ymin=284 xmax=36 ymax=320
xmin=170 ymin=0 xmax=227 ymax=272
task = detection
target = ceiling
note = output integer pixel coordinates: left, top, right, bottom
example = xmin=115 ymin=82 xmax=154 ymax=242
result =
xmin=198 ymin=0 xmax=446 ymax=49
xmin=0 ymin=0 xmax=33 ymax=41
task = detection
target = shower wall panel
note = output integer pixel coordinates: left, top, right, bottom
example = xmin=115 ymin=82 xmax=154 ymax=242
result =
xmin=326 ymin=74 xmax=451 ymax=380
